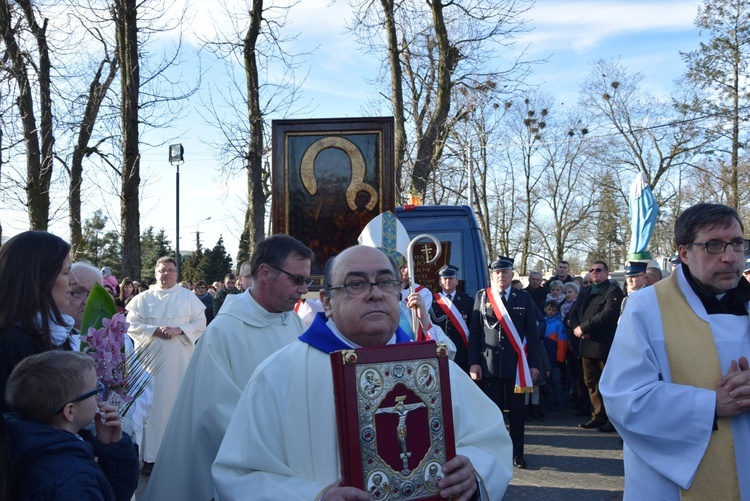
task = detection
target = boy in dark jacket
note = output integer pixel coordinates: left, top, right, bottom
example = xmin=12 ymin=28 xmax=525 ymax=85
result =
xmin=4 ymin=351 xmax=138 ymax=501
xmin=542 ymin=300 xmax=568 ymax=411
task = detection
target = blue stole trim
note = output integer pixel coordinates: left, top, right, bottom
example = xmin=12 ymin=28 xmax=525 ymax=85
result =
xmin=299 ymin=312 xmax=412 ymax=354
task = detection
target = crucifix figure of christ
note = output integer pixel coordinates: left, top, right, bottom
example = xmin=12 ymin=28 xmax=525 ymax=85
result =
xmin=375 ymin=395 xmax=426 ymax=475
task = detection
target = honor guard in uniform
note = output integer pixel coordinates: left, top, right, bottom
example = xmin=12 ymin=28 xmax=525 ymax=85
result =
xmin=430 ymin=265 xmax=473 ymax=373
xmin=468 ymin=256 xmax=543 ymax=470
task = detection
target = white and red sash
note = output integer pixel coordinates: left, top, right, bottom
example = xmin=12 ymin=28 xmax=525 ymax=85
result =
xmin=434 ymin=293 xmax=469 ymax=347
xmin=486 ymin=287 xmax=533 ymax=393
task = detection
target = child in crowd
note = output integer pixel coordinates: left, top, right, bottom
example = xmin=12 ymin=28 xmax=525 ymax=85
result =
xmin=542 ymin=300 xmax=568 ymax=411
xmin=545 ymin=280 xmax=565 ymax=305
xmin=3 ymin=351 xmax=139 ymax=500
xmin=525 ymin=314 xmax=550 ymax=421
xmin=561 ymin=282 xmax=586 ymax=408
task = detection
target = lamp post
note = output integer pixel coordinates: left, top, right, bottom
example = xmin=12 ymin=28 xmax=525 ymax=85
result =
xmin=169 ymin=144 xmax=184 ymax=279
xmin=195 ymin=216 xmax=212 ymax=249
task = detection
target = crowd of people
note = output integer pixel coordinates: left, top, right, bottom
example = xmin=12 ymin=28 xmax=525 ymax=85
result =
xmin=1 ymin=201 xmax=749 ymax=500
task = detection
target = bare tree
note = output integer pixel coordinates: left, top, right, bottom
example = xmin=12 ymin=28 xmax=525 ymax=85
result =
xmin=0 ymin=0 xmax=55 ymax=230
xmin=581 ymin=60 xmax=706 ymax=197
xmin=109 ymin=0 xmax=196 ymax=278
xmin=681 ymin=0 xmax=750 ymax=209
xmin=238 ymin=0 xmax=266 ymax=265
xmin=112 ymin=0 xmax=141 ymax=278
xmin=348 ymin=0 xmax=533 ymax=199
xmin=55 ymin=22 xmax=119 ymax=258
xmin=499 ymin=94 xmax=551 ymax=276
xmin=531 ymin=117 xmax=597 ymax=268
xmin=199 ymin=0 xmax=306 ymax=263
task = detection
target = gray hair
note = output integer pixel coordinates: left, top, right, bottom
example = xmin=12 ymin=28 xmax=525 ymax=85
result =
xmin=548 ymin=280 xmax=564 ymax=290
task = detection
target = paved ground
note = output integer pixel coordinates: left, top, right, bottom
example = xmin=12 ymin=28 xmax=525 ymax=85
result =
xmin=504 ymin=407 xmax=624 ymax=500
xmin=136 ymin=403 xmax=624 ymax=500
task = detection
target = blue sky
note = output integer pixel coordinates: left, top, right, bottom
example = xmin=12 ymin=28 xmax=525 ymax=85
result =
xmin=2 ymin=0 xmax=705 ymax=265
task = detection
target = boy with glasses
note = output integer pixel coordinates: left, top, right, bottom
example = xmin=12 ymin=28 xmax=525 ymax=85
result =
xmin=4 ymin=351 xmax=138 ymax=500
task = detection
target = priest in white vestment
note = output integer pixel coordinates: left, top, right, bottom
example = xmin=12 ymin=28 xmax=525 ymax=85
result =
xmin=144 ymin=235 xmax=313 ymax=500
xmin=600 ymin=203 xmax=750 ymax=500
xmin=212 ymin=245 xmax=513 ymax=500
xmin=126 ymin=256 xmax=206 ymax=467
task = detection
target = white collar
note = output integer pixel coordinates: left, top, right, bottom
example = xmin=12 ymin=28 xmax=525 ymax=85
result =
xmin=242 ymin=288 xmax=293 ymax=324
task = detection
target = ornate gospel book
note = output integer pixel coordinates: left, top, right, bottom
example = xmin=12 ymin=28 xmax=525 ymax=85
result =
xmin=330 ymin=340 xmax=456 ymax=500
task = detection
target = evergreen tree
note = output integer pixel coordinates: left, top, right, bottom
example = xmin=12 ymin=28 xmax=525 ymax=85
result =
xmin=588 ymin=172 xmax=627 ymax=268
xmin=200 ymin=236 xmax=233 ymax=283
xmin=99 ymin=231 xmax=123 ymax=278
xmin=73 ymin=211 xmax=123 ymax=277
xmin=76 ymin=211 xmax=109 ymax=264
xmin=140 ymin=227 xmax=173 ymax=284
xmin=180 ymin=236 xmax=205 ymax=283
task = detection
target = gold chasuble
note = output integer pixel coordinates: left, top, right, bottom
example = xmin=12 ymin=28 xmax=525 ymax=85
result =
xmin=654 ymin=272 xmax=740 ymax=500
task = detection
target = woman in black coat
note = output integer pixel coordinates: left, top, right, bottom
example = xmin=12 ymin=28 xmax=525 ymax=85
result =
xmin=0 ymin=231 xmax=79 ymax=410
xmin=0 ymin=231 xmax=79 ymax=500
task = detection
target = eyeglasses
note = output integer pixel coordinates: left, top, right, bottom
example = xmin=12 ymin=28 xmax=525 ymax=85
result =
xmin=156 ymin=269 xmax=177 ymax=274
xmin=690 ymin=239 xmax=750 ymax=255
xmin=269 ymin=265 xmax=313 ymax=287
xmin=69 ymin=288 xmax=90 ymax=299
xmin=589 ymin=268 xmax=605 ymax=273
xmin=54 ymin=381 xmax=105 ymax=414
xmin=327 ymin=279 xmax=402 ymax=298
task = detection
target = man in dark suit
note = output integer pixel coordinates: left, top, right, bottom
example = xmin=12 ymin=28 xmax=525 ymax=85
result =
xmin=524 ymin=271 xmax=547 ymax=311
xmin=568 ymin=260 xmax=624 ymax=432
xmin=468 ymin=256 xmax=543 ymax=469
xmin=430 ymin=265 xmax=473 ymax=373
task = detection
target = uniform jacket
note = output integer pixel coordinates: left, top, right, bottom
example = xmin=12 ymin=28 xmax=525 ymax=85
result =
xmin=524 ymin=285 xmax=548 ymax=311
xmin=568 ymin=279 xmax=624 ymax=358
xmin=429 ymin=291 xmax=474 ymax=372
xmin=468 ymin=287 xmax=544 ymax=378
xmin=4 ymin=413 xmax=139 ymax=501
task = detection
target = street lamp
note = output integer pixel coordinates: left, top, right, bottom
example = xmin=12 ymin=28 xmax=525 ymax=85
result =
xmin=169 ymin=144 xmax=184 ymax=279
xmin=195 ymin=216 xmax=211 ymax=249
